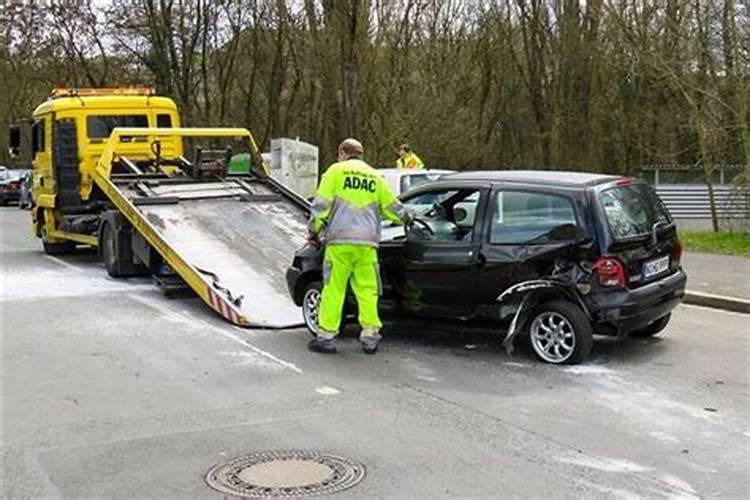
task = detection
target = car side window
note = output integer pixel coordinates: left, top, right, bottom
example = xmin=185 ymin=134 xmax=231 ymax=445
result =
xmin=404 ymin=188 xmax=481 ymax=243
xmin=490 ymin=191 xmax=578 ymax=245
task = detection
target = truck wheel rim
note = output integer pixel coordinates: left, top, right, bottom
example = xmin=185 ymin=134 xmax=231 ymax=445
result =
xmin=530 ymin=311 xmax=575 ymax=363
xmin=303 ymin=288 xmax=321 ymax=335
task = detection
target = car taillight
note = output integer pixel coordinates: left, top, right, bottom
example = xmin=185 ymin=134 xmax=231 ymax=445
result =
xmin=594 ymin=257 xmax=626 ymax=287
xmin=8 ymin=182 xmax=18 ymax=189
xmin=673 ymin=238 xmax=683 ymax=265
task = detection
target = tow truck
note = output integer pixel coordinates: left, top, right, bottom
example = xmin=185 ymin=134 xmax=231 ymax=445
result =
xmin=9 ymin=88 xmax=309 ymax=328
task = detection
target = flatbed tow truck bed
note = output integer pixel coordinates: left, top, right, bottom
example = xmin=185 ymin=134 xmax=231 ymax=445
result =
xmin=93 ymin=128 xmax=310 ymax=328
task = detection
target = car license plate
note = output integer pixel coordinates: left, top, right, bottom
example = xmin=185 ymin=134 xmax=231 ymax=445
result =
xmin=643 ymin=255 xmax=670 ymax=278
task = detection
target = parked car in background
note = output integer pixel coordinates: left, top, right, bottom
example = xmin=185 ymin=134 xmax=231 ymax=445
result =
xmin=287 ymin=170 xmax=686 ymax=365
xmin=18 ymin=170 xmax=33 ymax=209
xmin=0 ymin=169 xmax=28 ymax=206
xmin=377 ymin=168 xmax=453 ymax=196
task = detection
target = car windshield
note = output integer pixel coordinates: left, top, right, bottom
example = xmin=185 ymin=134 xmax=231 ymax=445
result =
xmin=599 ymin=183 xmax=671 ymax=240
xmin=400 ymin=173 xmax=442 ymax=194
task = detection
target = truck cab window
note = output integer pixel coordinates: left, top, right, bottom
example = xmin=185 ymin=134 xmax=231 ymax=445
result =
xmin=87 ymin=115 xmax=148 ymax=139
xmin=156 ymin=114 xmax=172 ymax=128
xmin=31 ymin=119 xmax=45 ymax=156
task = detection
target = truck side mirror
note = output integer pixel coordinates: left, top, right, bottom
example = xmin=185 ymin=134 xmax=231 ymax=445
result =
xmin=9 ymin=125 xmax=21 ymax=158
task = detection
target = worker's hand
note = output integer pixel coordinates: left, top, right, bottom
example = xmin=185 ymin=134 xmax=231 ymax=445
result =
xmin=306 ymin=232 xmax=321 ymax=249
xmin=403 ymin=209 xmax=416 ymax=227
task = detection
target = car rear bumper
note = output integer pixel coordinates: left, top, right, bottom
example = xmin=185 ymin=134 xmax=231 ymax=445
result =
xmin=0 ymin=190 xmax=20 ymax=201
xmin=588 ymin=269 xmax=687 ymax=336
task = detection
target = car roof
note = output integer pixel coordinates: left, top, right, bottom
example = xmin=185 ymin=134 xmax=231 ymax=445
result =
xmin=377 ymin=168 xmax=453 ymax=176
xmin=445 ymin=170 xmax=621 ymax=187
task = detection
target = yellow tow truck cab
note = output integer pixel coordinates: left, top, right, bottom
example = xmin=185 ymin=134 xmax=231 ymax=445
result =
xmin=26 ymin=88 xmax=182 ymax=248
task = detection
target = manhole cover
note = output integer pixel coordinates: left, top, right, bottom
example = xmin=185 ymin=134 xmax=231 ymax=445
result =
xmin=205 ymin=450 xmax=366 ymax=498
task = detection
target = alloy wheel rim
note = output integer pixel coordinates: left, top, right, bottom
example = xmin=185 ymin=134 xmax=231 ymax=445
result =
xmin=303 ymin=288 xmax=321 ymax=335
xmin=530 ymin=311 xmax=576 ymax=363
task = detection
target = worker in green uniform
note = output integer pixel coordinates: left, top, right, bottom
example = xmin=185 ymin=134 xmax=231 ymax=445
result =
xmin=395 ymin=143 xmax=424 ymax=169
xmin=307 ymin=138 xmax=412 ymax=354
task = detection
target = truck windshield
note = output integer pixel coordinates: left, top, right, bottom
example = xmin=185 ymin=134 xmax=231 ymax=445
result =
xmin=87 ymin=115 xmax=148 ymax=139
xmin=600 ymin=183 xmax=671 ymax=240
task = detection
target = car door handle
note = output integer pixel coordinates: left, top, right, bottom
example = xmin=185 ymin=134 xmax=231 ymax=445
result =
xmin=475 ymin=252 xmax=486 ymax=269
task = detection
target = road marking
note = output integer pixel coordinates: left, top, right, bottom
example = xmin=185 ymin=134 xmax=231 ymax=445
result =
xmin=43 ymin=254 xmax=84 ymax=271
xmin=128 ymin=293 xmax=303 ymax=374
xmin=213 ymin=326 xmax=304 ymax=374
xmin=315 ymin=386 xmax=340 ymax=395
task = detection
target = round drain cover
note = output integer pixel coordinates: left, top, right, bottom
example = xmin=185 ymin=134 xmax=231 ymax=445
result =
xmin=205 ymin=450 xmax=365 ymax=498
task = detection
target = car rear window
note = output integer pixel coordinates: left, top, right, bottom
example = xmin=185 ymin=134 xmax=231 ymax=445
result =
xmin=87 ymin=115 xmax=149 ymax=139
xmin=599 ymin=183 xmax=671 ymax=240
xmin=490 ymin=191 xmax=578 ymax=244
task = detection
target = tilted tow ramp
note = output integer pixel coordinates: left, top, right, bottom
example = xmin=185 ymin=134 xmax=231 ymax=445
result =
xmin=94 ymin=128 xmax=310 ymax=328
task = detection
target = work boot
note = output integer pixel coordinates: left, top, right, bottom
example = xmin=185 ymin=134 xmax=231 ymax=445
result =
xmin=308 ymin=335 xmax=337 ymax=354
xmin=360 ymin=328 xmax=382 ymax=355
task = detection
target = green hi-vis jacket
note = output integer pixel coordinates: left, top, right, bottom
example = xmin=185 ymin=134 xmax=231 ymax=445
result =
xmin=309 ymin=159 xmax=409 ymax=247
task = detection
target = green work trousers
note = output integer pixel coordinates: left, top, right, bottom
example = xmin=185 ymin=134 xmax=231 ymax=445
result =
xmin=318 ymin=244 xmax=381 ymax=338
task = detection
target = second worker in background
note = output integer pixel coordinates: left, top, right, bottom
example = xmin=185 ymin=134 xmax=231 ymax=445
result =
xmin=307 ymin=138 xmax=412 ymax=355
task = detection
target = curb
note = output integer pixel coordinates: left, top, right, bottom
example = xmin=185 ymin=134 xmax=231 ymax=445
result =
xmin=684 ymin=291 xmax=750 ymax=314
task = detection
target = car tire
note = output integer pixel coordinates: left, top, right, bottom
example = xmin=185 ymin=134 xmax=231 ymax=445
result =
xmin=527 ymin=300 xmax=593 ymax=365
xmin=630 ymin=313 xmax=671 ymax=338
xmin=302 ymin=280 xmax=323 ymax=337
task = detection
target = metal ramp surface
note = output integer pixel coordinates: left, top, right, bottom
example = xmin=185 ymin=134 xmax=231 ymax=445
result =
xmin=117 ymin=179 xmax=308 ymax=328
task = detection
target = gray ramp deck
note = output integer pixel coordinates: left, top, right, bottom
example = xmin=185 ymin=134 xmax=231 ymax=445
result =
xmin=123 ymin=180 xmax=309 ymax=328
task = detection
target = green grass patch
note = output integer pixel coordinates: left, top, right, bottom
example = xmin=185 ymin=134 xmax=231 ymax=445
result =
xmin=679 ymin=231 xmax=750 ymax=256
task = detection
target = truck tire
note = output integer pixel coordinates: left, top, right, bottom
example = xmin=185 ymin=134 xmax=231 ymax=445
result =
xmin=527 ymin=300 xmax=593 ymax=365
xmin=101 ymin=221 xmax=127 ymax=278
xmin=100 ymin=214 xmax=150 ymax=278
xmin=630 ymin=314 xmax=671 ymax=338
xmin=41 ymin=226 xmax=75 ymax=255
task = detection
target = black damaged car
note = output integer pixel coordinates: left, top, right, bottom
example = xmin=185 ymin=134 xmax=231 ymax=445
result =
xmin=286 ymin=171 xmax=687 ymax=364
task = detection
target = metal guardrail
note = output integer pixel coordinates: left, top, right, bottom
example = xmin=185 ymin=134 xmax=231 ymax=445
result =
xmin=641 ymin=164 xmax=745 ymax=186
xmin=654 ymin=184 xmax=748 ymax=219
xmin=639 ymin=164 xmax=749 ymax=219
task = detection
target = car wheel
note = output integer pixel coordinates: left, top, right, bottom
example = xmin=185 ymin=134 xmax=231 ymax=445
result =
xmin=302 ymin=281 xmax=323 ymax=337
xmin=630 ymin=313 xmax=671 ymax=338
xmin=528 ymin=300 xmax=593 ymax=365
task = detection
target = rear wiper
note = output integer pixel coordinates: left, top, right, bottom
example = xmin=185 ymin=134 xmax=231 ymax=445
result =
xmin=651 ymin=221 xmax=672 ymax=247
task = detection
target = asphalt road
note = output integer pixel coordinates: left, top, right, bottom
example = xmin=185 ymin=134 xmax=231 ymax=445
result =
xmin=1 ymin=207 xmax=748 ymax=499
